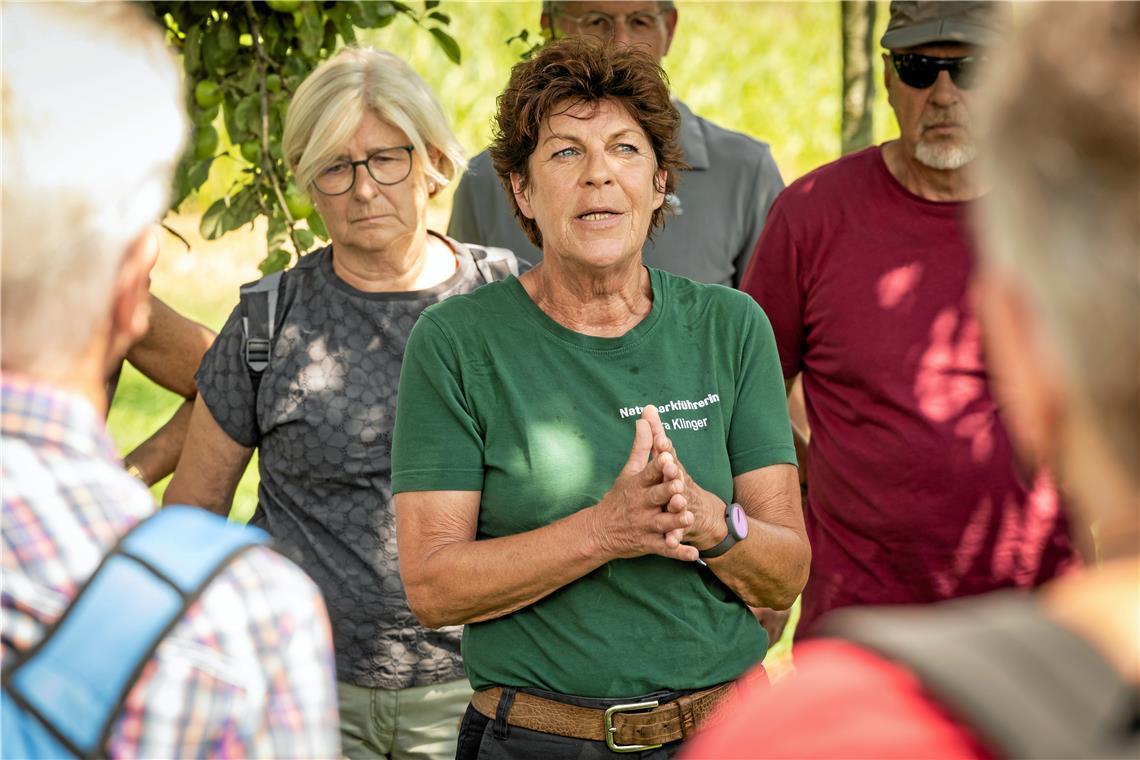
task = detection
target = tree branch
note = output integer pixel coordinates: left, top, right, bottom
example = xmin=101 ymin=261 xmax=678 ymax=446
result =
xmin=244 ymin=0 xmax=304 ymax=261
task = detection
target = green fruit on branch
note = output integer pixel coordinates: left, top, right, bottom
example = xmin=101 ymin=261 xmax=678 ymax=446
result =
xmin=265 ymin=73 xmax=283 ymax=93
xmin=240 ymin=140 xmax=262 ymax=164
xmin=194 ymin=79 xmax=223 ymax=109
xmin=266 ymin=0 xmax=302 ymax=12
xmin=191 ymin=103 xmax=219 ymax=127
xmin=194 ymin=125 xmax=219 ymax=160
xmin=284 ymin=183 xmax=314 ymax=220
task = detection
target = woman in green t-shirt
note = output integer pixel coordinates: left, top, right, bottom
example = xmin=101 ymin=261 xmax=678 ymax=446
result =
xmin=393 ymin=39 xmax=810 ymax=759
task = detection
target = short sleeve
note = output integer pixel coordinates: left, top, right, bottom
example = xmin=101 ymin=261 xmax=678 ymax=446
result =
xmin=391 ymin=313 xmax=485 ymax=492
xmin=726 ymin=299 xmax=797 ymax=476
xmin=195 ymin=304 xmax=260 ymax=448
xmin=739 ymin=196 xmax=805 ymax=378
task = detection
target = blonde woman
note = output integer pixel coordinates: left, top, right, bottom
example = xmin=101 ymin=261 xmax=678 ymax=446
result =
xmin=167 ymin=47 xmax=521 ymax=759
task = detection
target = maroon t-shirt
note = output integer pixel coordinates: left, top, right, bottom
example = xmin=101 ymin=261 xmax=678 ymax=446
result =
xmin=741 ymin=146 xmax=1078 ymax=635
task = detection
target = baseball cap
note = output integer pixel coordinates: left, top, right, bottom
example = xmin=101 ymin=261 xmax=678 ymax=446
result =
xmin=881 ymin=1 xmax=1007 ymax=49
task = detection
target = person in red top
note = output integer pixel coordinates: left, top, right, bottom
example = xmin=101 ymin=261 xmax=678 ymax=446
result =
xmin=687 ymin=3 xmax=1139 ymax=758
xmin=739 ymin=1 xmax=1078 ymax=640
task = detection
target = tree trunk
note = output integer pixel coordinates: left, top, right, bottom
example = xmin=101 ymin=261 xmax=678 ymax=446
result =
xmin=841 ymin=1 xmax=876 ymax=154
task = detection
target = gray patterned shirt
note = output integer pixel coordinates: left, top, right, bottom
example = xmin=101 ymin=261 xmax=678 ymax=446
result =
xmin=197 ymin=240 xmax=489 ymax=689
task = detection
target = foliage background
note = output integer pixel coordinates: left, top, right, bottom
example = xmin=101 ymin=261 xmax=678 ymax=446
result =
xmin=109 ymin=0 xmax=896 ymax=665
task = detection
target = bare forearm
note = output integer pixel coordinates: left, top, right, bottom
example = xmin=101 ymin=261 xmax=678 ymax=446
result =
xmin=399 ymin=504 xmax=611 ymax=628
xmin=123 ymin=401 xmax=193 ymax=486
xmin=692 ymin=465 xmax=810 ymax=610
xmin=164 ymin=396 xmax=252 ymax=517
xmin=706 ymin=517 xmax=810 ymax=609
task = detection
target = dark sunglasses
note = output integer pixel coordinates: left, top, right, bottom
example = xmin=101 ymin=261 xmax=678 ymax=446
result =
xmin=891 ymin=53 xmax=984 ymax=90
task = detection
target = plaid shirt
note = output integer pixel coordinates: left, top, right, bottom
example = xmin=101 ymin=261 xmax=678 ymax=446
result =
xmin=1 ymin=375 xmax=340 ymax=758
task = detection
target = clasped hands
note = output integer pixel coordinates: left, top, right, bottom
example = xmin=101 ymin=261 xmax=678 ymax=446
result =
xmin=591 ymin=405 xmax=728 ymax=563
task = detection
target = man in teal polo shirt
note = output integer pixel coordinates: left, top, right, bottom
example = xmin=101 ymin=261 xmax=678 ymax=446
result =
xmin=447 ymin=1 xmax=784 ymax=288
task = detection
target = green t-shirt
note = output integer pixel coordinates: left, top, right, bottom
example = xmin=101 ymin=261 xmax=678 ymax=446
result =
xmin=392 ymin=267 xmax=795 ymax=697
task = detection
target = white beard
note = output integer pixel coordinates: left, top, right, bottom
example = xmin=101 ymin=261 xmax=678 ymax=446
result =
xmin=915 ymin=135 xmax=977 ymax=170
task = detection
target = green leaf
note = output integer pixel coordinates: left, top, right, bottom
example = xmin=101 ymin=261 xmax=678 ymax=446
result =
xmin=425 ymin=0 xmax=440 ymax=10
xmin=171 ymin=159 xmax=192 ymax=210
xmin=307 ymin=212 xmax=329 ymax=241
xmin=328 ymin=4 xmax=356 ymax=43
xmin=260 ymin=248 xmax=291 ymax=275
xmin=235 ymin=94 xmax=261 ymax=135
xmin=294 ymin=227 xmax=315 ymax=252
xmin=267 ymin=213 xmax=289 ymax=249
xmin=298 ymin=3 xmax=324 ymax=58
xmin=236 ymin=63 xmax=260 ymax=95
xmin=224 ymin=184 xmax=260 ymax=231
xmin=390 ymin=1 xmax=412 ymax=14
xmin=222 ymin=95 xmax=249 ymax=144
xmin=199 ymin=197 xmax=230 ymax=239
xmin=427 ymin=10 xmax=450 ymax=25
xmin=428 ymin=27 xmax=461 ymax=64
xmin=216 ymin=20 xmax=239 ymax=54
xmin=187 ymin=156 xmax=214 ymax=192
xmin=347 ymin=0 xmax=376 ymax=27
xmin=183 ymin=25 xmax=202 ymax=74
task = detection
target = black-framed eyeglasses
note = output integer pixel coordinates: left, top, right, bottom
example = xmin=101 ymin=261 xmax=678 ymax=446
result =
xmin=313 ymin=145 xmax=414 ymax=196
xmin=554 ymin=9 xmax=665 ymax=40
xmin=891 ymin=53 xmax=984 ymax=90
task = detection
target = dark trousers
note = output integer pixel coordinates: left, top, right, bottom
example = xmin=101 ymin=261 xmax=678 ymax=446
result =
xmin=455 ymin=687 xmax=689 ymax=760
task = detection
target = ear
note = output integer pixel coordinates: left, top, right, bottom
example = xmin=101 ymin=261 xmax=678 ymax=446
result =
xmin=511 ymin=172 xmax=536 ymax=220
xmin=652 ymin=168 xmax=668 ymax=210
xmin=427 ymin=145 xmax=446 ymax=177
xmin=106 ymin=226 xmax=159 ymax=365
xmin=661 ymin=8 xmax=679 ymax=57
xmin=882 ymin=51 xmax=896 ymax=108
xmin=426 ymin=146 xmax=446 ymax=197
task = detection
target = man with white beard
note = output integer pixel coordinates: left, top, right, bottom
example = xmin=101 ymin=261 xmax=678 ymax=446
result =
xmin=738 ymin=1 xmax=1079 ymax=640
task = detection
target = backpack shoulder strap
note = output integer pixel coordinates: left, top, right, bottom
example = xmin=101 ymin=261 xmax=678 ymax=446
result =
xmin=463 ymin=242 xmax=527 ymax=283
xmin=238 ymin=252 xmax=322 ymax=389
xmin=239 ymin=270 xmax=286 ymax=387
xmin=821 ymin=594 xmax=1140 ymax=759
xmin=1 ymin=507 xmax=268 ymax=758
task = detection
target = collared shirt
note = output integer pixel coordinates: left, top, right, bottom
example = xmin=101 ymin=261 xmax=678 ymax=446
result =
xmin=1 ymin=374 xmax=340 ymax=758
xmin=447 ymin=100 xmax=784 ymax=288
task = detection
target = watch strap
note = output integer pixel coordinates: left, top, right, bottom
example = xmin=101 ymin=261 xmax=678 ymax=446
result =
xmin=698 ymin=502 xmax=744 ymax=559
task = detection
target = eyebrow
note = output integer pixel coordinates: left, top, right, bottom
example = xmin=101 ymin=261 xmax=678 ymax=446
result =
xmin=541 ymin=128 xmax=644 ymax=146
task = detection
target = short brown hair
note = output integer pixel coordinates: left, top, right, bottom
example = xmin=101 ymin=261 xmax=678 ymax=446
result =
xmin=490 ymin=38 xmax=683 ymax=249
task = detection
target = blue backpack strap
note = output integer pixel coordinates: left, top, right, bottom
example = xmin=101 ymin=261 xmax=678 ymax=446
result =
xmin=1 ymin=507 xmax=268 ymax=758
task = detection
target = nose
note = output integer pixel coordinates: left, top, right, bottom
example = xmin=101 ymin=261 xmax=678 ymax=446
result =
xmin=611 ymin=22 xmax=632 ymax=48
xmin=929 ymin=69 xmax=960 ymax=105
xmin=351 ymin=163 xmax=380 ymax=200
xmin=581 ymin=149 xmax=614 ymax=188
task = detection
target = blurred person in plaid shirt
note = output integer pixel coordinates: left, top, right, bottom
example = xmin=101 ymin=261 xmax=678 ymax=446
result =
xmin=1 ymin=3 xmax=340 ymax=757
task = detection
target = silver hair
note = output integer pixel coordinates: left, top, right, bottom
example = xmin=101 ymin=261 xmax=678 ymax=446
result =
xmin=1 ymin=3 xmax=187 ymax=375
xmin=283 ymin=47 xmax=465 ymax=193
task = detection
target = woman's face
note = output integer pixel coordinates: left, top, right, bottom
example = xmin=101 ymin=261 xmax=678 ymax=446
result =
xmin=311 ymin=110 xmax=436 ymax=258
xmin=512 ymin=98 xmax=666 ymax=272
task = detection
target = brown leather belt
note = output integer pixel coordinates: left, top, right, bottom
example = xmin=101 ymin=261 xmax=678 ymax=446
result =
xmin=470 ymin=682 xmax=736 ymax=752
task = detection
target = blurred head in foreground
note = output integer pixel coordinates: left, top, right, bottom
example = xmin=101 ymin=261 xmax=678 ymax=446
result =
xmin=1 ymin=3 xmax=186 ymax=398
xmin=975 ymin=2 xmax=1139 ymax=557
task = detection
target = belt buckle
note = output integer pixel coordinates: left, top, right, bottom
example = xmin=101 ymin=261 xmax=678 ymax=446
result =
xmin=603 ymin=700 xmax=661 ymax=753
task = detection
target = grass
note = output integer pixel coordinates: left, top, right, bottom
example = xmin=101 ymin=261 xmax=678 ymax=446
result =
xmin=108 ymin=1 xmax=902 ymax=676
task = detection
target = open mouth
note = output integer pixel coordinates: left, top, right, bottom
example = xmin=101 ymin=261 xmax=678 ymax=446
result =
xmin=576 ymin=209 xmax=621 ymax=221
